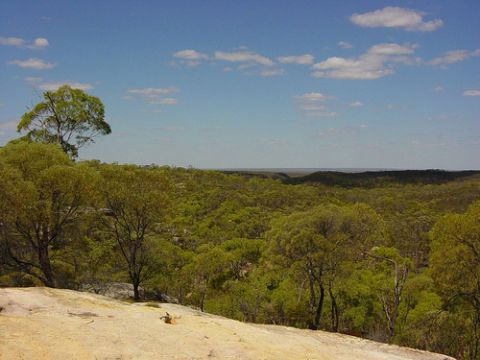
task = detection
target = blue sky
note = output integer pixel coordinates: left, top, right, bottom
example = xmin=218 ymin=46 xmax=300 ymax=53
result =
xmin=1 ymin=0 xmax=479 ymax=169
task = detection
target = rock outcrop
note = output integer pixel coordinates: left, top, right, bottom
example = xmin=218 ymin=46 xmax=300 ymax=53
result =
xmin=0 ymin=287 xmax=455 ymax=360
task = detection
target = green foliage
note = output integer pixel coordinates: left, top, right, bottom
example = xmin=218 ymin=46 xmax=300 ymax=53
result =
xmin=99 ymin=164 xmax=171 ymax=300
xmin=430 ymin=201 xmax=480 ymax=359
xmin=0 ymin=142 xmax=99 ymax=286
xmin=17 ymin=85 xmax=111 ymax=158
xmin=1 ymin=141 xmax=480 ymax=359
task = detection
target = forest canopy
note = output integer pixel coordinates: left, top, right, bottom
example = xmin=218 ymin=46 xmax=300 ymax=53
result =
xmin=1 ymin=89 xmax=480 ymax=360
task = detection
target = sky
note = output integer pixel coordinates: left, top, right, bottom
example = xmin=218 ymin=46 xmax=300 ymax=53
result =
xmin=0 ymin=0 xmax=479 ymax=169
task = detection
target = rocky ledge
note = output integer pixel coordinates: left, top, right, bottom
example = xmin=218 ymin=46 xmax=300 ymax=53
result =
xmin=0 ymin=287 xmax=455 ymax=360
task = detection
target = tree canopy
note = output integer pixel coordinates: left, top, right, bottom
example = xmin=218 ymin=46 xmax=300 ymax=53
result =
xmin=17 ymin=85 xmax=111 ymax=158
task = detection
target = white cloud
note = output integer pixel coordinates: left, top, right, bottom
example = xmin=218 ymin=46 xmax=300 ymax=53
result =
xmin=260 ymin=68 xmax=285 ymax=77
xmin=433 ymin=86 xmax=444 ymax=92
xmin=38 ymin=81 xmax=93 ymax=91
xmin=28 ymin=38 xmax=49 ymax=49
xmin=0 ymin=36 xmax=25 ymax=47
xmin=463 ymin=90 xmax=480 ymax=97
xmin=277 ymin=54 xmax=314 ymax=65
xmin=368 ymin=43 xmax=417 ymax=55
xmin=174 ymin=49 xmax=208 ymax=60
xmin=173 ymin=49 xmax=208 ymax=67
xmin=295 ymin=92 xmax=336 ymax=117
xmin=428 ymin=49 xmax=480 ymax=67
xmin=8 ymin=58 xmax=55 ymax=70
xmin=349 ymin=101 xmax=364 ymax=107
xmin=296 ymin=92 xmax=334 ymax=102
xmin=128 ymin=87 xmax=179 ymax=97
xmin=0 ymin=36 xmax=49 ymax=49
xmin=312 ymin=43 xmax=418 ymax=80
xmin=350 ymin=7 xmax=443 ymax=32
xmin=148 ymin=97 xmax=178 ymax=105
xmin=338 ymin=41 xmax=353 ymax=49
xmin=214 ymin=50 xmax=274 ymax=66
xmin=127 ymin=87 xmax=179 ymax=107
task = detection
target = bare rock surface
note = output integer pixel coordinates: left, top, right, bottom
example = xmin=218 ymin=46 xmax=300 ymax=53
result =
xmin=0 ymin=287 xmax=455 ymax=360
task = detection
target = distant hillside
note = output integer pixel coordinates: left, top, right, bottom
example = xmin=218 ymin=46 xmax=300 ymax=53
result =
xmin=223 ymin=169 xmax=480 ymax=187
xmin=285 ymin=169 xmax=480 ymax=187
xmin=222 ymin=170 xmax=291 ymax=181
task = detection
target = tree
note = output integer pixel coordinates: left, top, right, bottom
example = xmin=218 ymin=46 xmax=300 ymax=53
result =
xmin=17 ymin=85 xmax=111 ymax=158
xmin=430 ymin=201 xmax=480 ymax=359
xmin=0 ymin=142 xmax=98 ymax=287
xmin=367 ymin=246 xmax=410 ymax=341
xmin=100 ymin=165 xmax=170 ymax=301
xmin=266 ymin=203 xmax=385 ymax=330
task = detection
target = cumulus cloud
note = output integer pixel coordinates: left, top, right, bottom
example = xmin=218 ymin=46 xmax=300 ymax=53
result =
xmin=463 ymin=90 xmax=480 ymax=97
xmin=174 ymin=49 xmax=208 ymax=60
xmin=350 ymin=7 xmax=443 ymax=32
xmin=173 ymin=49 xmax=208 ymax=67
xmin=260 ymin=68 xmax=285 ymax=77
xmin=312 ymin=43 xmax=418 ymax=80
xmin=28 ymin=38 xmax=49 ymax=49
xmin=349 ymin=101 xmax=364 ymax=107
xmin=214 ymin=49 xmax=280 ymax=77
xmin=172 ymin=47 xmax=294 ymax=76
xmin=127 ymin=87 xmax=179 ymax=107
xmin=368 ymin=43 xmax=417 ymax=55
xmin=214 ymin=50 xmax=274 ymax=66
xmin=148 ymin=97 xmax=178 ymax=105
xmin=428 ymin=49 xmax=480 ymax=67
xmin=294 ymin=92 xmax=337 ymax=117
xmin=0 ymin=36 xmax=49 ymax=49
xmin=277 ymin=54 xmax=314 ymax=65
xmin=338 ymin=41 xmax=353 ymax=49
xmin=8 ymin=58 xmax=55 ymax=70
xmin=38 ymin=81 xmax=93 ymax=91
xmin=128 ymin=87 xmax=179 ymax=97
xmin=0 ymin=37 xmax=25 ymax=47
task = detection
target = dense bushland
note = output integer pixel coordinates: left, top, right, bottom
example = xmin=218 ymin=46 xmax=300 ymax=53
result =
xmin=1 ymin=141 xmax=480 ymax=359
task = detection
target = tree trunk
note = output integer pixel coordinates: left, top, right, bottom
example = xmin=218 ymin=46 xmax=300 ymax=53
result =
xmin=38 ymin=232 xmax=55 ymax=287
xmin=312 ymin=285 xmax=325 ymax=330
xmin=329 ymin=287 xmax=339 ymax=332
xmin=133 ymin=279 xmax=141 ymax=301
xmin=200 ymin=290 xmax=206 ymax=312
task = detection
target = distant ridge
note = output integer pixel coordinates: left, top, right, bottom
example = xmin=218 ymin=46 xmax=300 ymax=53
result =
xmin=218 ymin=168 xmax=402 ymax=176
xmin=222 ymin=169 xmax=480 ymax=187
